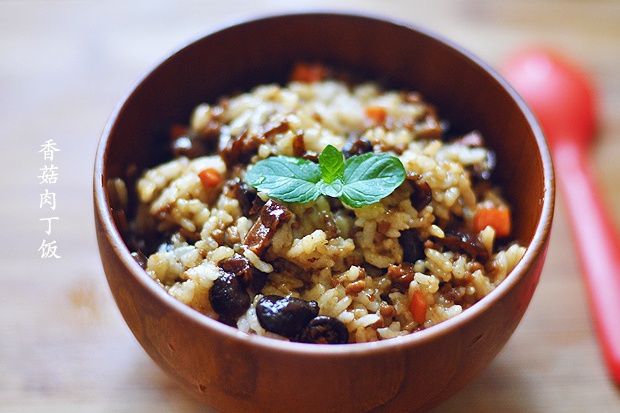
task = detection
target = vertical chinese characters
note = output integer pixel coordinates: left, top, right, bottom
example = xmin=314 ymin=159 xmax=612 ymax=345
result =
xmin=38 ymin=139 xmax=61 ymax=258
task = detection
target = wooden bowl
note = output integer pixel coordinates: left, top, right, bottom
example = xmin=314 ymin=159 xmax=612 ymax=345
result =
xmin=94 ymin=12 xmax=554 ymax=412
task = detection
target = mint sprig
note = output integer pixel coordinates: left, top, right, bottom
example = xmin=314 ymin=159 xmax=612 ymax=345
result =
xmin=246 ymin=145 xmax=406 ymax=208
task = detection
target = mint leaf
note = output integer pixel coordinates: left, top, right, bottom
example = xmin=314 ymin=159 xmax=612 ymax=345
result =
xmin=246 ymin=156 xmax=321 ymax=204
xmin=246 ymin=146 xmax=406 ymax=208
xmin=340 ymin=153 xmax=406 ymax=208
xmin=318 ymin=144 xmax=345 ymax=183
xmin=317 ymin=178 xmax=344 ymax=198
xmin=316 ymin=144 xmax=346 ymax=198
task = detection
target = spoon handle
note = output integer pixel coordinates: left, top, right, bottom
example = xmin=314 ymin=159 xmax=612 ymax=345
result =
xmin=554 ymin=141 xmax=620 ymax=386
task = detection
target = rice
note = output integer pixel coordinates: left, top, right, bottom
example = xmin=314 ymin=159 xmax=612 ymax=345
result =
xmin=129 ymin=64 xmax=526 ymax=344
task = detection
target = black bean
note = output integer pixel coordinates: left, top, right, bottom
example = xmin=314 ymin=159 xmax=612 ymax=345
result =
xmin=296 ymin=316 xmax=349 ymax=344
xmin=399 ymin=228 xmax=425 ymax=264
xmin=209 ymin=272 xmax=251 ymax=320
xmin=256 ymin=295 xmax=319 ymax=338
xmin=217 ymin=315 xmax=238 ymax=328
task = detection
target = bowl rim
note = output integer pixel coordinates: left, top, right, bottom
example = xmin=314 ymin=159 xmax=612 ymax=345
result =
xmin=94 ymin=10 xmax=555 ymax=357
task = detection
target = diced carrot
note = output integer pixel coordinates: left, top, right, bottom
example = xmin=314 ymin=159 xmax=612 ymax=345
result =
xmin=290 ymin=62 xmax=327 ymax=83
xmin=198 ymin=168 xmax=222 ymax=188
xmin=473 ymin=207 xmax=511 ymax=238
xmin=365 ymin=106 xmax=387 ymax=125
xmin=410 ymin=290 xmax=427 ymax=325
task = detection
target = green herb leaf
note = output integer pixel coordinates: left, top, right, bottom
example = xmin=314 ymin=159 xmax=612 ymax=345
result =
xmin=340 ymin=153 xmax=407 ymax=208
xmin=316 ymin=178 xmax=344 ymax=198
xmin=318 ymin=144 xmax=345 ymax=183
xmin=246 ymin=146 xmax=406 ymax=208
xmin=316 ymin=144 xmax=346 ymax=198
xmin=246 ymin=156 xmax=321 ymax=204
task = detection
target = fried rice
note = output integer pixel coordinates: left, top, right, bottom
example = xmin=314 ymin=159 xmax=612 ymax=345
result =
xmin=126 ymin=65 xmax=526 ymax=344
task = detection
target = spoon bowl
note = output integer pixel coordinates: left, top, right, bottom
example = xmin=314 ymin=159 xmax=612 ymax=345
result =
xmin=502 ymin=49 xmax=596 ymax=149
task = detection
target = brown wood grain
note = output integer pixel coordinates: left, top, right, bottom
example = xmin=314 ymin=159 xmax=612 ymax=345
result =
xmin=2 ymin=1 xmax=619 ymax=411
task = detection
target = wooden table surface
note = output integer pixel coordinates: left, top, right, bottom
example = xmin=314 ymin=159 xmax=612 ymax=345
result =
xmin=2 ymin=1 xmax=620 ymax=411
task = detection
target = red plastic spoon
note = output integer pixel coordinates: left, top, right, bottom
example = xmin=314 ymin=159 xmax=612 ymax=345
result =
xmin=502 ymin=49 xmax=620 ymax=386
